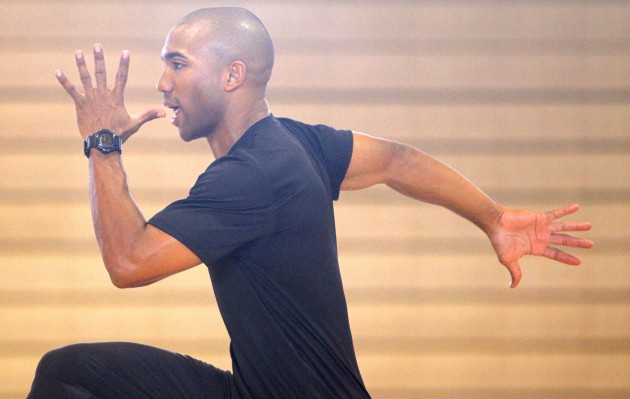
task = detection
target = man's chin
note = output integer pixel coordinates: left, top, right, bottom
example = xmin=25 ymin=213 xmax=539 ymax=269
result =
xmin=178 ymin=128 xmax=207 ymax=143
xmin=178 ymin=128 xmax=195 ymax=142
xmin=179 ymin=132 xmax=193 ymax=142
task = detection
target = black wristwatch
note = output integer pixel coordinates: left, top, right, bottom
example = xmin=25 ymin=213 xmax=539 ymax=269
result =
xmin=84 ymin=129 xmax=122 ymax=158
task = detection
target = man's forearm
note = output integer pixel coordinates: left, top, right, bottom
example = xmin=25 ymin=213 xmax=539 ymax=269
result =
xmin=89 ymin=152 xmax=148 ymax=286
xmin=385 ymin=143 xmax=504 ymax=235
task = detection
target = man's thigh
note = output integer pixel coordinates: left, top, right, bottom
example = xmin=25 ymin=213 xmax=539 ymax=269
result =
xmin=28 ymin=342 xmax=234 ymax=399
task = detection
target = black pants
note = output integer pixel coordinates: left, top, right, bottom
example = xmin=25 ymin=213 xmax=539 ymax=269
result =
xmin=27 ymin=342 xmax=235 ymax=399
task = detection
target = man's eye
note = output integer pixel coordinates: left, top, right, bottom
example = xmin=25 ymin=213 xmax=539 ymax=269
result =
xmin=173 ymin=62 xmax=184 ymax=70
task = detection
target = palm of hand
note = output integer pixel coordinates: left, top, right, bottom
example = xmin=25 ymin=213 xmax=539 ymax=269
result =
xmin=493 ymin=210 xmax=550 ymax=263
xmin=488 ymin=204 xmax=592 ymax=288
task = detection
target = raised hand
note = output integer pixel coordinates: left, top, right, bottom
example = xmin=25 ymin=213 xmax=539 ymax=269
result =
xmin=488 ymin=204 xmax=593 ymax=288
xmin=55 ymin=43 xmax=165 ymax=142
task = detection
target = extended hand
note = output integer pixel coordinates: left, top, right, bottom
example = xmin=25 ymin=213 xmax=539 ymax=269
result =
xmin=489 ymin=204 xmax=593 ymax=288
xmin=55 ymin=43 xmax=165 ymax=141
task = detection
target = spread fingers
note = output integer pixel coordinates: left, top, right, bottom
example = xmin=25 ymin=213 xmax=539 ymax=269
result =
xmin=74 ymin=50 xmax=92 ymax=91
xmin=93 ymin=43 xmax=107 ymax=89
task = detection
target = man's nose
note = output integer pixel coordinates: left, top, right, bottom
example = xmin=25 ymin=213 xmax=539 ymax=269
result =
xmin=156 ymin=68 xmax=172 ymax=93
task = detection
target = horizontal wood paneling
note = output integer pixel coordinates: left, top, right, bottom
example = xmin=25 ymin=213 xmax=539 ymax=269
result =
xmin=3 ymin=103 xmax=630 ymax=140
xmin=4 ymin=51 xmax=630 ymax=90
xmin=1 ymin=153 xmax=628 ymax=190
xmin=3 ymin=302 xmax=629 ymax=341
xmin=2 ymin=1 xmax=629 ymax=41
xmin=0 ymin=202 xmax=622 ymax=239
xmin=0 ymin=250 xmax=626 ymax=291
xmin=1 ymin=1 xmax=628 ymax=397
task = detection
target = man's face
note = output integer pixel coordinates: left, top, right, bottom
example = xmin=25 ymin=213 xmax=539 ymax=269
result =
xmin=157 ymin=24 xmax=227 ymax=142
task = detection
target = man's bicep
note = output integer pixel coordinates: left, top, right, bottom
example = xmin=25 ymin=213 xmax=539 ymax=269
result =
xmin=118 ymin=224 xmax=203 ymax=288
xmin=341 ymin=131 xmax=400 ymax=191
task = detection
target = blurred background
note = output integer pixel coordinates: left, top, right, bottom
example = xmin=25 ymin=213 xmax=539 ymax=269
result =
xmin=1 ymin=1 xmax=628 ymax=398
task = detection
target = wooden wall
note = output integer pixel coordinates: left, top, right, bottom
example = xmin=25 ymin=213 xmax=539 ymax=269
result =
xmin=1 ymin=1 xmax=629 ymax=398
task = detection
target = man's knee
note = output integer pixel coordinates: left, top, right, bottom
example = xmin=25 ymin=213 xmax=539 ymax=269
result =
xmin=35 ymin=343 xmax=94 ymax=380
xmin=28 ymin=344 xmax=99 ymax=398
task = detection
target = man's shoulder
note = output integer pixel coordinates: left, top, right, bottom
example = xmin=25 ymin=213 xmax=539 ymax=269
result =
xmin=275 ymin=116 xmax=334 ymax=134
xmin=273 ymin=116 xmax=349 ymax=151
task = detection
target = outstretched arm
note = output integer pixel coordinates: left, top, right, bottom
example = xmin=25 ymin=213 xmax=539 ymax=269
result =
xmin=342 ymin=132 xmax=593 ymax=288
xmin=56 ymin=44 xmax=202 ymax=288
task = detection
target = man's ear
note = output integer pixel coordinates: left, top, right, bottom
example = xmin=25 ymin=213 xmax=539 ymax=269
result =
xmin=225 ymin=61 xmax=246 ymax=92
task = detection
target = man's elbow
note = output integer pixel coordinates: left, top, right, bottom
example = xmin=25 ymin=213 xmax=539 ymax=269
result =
xmin=104 ymin=256 xmax=146 ymax=289
xmin=109 ymin=274 xmax=136 ymax=289
xmin=108 ymin=268 xmax=138 ymax=289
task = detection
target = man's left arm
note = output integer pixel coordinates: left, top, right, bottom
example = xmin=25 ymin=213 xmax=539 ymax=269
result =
xmin=341 ymin=132 xmax=593 ymax=288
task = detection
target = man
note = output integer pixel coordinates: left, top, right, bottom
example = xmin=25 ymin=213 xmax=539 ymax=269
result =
xmin=28 ymin=7 xmax=593 ymax=399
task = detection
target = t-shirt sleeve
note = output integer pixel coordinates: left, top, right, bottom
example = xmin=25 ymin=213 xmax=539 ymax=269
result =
xmin=147 ymin=154 xmax=274 ymax=266
xmin=278 ymin=118 xmax=353 ymax=201
xmin=312 ymin=125 xmax=353 ymax=200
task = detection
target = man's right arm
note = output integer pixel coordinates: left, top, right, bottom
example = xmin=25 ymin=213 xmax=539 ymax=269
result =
xmin=88 ymin=151 xmax=202 ymax=288
xmin=57 ymin=44 xmax=202 ymax=288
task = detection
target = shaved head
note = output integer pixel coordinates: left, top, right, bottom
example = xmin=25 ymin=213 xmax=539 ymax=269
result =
xmin=175 ymin=7 xmax=275 ymax=89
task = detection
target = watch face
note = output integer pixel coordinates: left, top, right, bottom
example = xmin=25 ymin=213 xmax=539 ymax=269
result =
xmin=85 ymin=130 xmax=121 ymax=157
xmin=98 ymin=133 xmax=114 ymax=147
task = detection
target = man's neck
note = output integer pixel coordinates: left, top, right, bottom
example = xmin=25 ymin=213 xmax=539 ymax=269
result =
xmin=206 ymin=98 xmax=270 ymax=158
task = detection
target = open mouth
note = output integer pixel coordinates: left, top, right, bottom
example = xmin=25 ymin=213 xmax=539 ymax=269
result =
xmin=168 ymin=105 xmax=182 ymax=125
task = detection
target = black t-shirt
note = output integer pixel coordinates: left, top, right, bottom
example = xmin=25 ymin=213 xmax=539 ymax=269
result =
xmin=149 ymin=115 xmax=371 ymax=399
